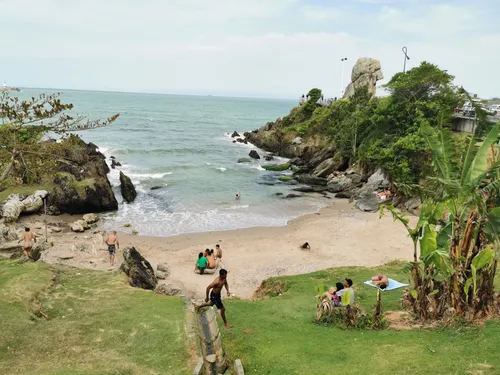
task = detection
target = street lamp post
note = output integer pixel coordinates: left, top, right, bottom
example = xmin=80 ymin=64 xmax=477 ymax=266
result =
xmin=402 ymin=47 xmax=410 ymax=73
xmin=340 ymin=57 xmax=348 ymax=96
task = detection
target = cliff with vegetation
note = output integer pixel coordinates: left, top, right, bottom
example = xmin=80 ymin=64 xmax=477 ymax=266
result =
xmin=246 ymin=61 xmax=482 ymax=189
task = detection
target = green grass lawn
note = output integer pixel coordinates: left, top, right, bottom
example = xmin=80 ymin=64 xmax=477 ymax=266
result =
xmin=222 ymin=261 xmax=500 ymax=375
xmin=0 ymin=260 xmax=190 ymax=375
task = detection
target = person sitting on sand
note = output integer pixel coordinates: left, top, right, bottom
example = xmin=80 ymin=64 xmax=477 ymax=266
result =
xmin=18 ymin=227 xmax=37 ymax=258
xmin=336 ymin=278 xmax=355 ymax=306
xmin=207 ymin=249 xmax=216 ymax=269
xmin=371 ymin=275 xmax=389 ymax=289
xmin=195 ymin=269 xmax=232 ymax=328
xmin=195 ymin=252 xmax=209 ymax=275
xmin=376 ymin=189 xmax=392 ymax=201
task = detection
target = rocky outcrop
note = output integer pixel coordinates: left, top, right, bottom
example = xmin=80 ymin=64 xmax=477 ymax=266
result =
xmin=119 ymin=171 xmax=137 ymax=203
xmin=71 ymin=219 xmax=89 ymax=232
xmin=120 ymin=247 xmax=157 ymax=290
xmin=343 ymin=58 xmax=384 ymax=99
xmin=354 ymin=169 xmax=390 ymax=212
xmin=313 ymin=154 xmax=347 ymax=178
xmin=46 ymin=138 xmax=118 ymax=214
xmin=83 ymin=213 xmax=98 ymax=224
xmin=294 ymin=174 xmax=327 ymax=186
xmin=156 ymin=262 xmax=170 ymax=280
xmin=155 ymin=284 xmax=183 ymax=296
xmin=1 ymin=190 xmax=48 ymax=223
xmin=231 ymin=131 xmax=240 ymax=138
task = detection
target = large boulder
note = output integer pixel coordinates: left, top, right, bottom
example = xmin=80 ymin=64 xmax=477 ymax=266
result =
xmin=249 ymin=150 xmax=260 ymax=159
xmin=155 ymin=284 xmax=183 ymax=296
xmin=231 ymin=131 xmax=240 ymax=138
xmin=70 ymin=219 xmax=89 ymax=232
xmin=355 ymin=196 xmax=381 ymax=212
xmin=353 ymin=169 xmax=389 ymax=212
xmin=313 ymin=154 xmax=347 ymax=178
xmin=45 ymin=138 xmax=118 ymax=214
xmin=83 ymin=213 xmax=98 ymax=224
xmin=120 ymin=247 xmax=157 ymax=290
xmin=1 ymin=190 xmax=48 ymax=223
xmin=343 ymin=58 xmax=384 ymax=99
xmin=307 ymin=148 xmax=335 ymax=170
xmin=294 ymin=174 xmax=328 ymax=186
xmin=327 ymin=175 xmax=354 ymax=193
xmin=120 ymin=171 xmax=137 ymax=203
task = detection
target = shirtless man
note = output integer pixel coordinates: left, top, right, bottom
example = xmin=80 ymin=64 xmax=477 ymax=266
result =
xmin=215 ymin=244 xmax=222 ymax=261
xmin=195 ymin=269 xmax=232 ymax=328
xmin=18 ymin=228 xmax=37 ymax=257
xmin=105 ymin=231 xmax=119 ymax=265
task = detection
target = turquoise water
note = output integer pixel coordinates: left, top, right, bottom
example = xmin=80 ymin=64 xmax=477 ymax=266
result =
xmin=19 ymin=89 xmax=329 ymax=236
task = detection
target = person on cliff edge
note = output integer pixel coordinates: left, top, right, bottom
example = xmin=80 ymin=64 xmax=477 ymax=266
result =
xmin=195 ymin=269 xmax=232 ymax=328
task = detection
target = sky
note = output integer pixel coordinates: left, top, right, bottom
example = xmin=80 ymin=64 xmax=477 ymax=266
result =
xmin=0 ymin=0 xmax=499 ymax=99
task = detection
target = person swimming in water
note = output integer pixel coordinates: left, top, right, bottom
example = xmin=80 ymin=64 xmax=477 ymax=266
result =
xmin=235 ymin=193 xmax=240 ymax=200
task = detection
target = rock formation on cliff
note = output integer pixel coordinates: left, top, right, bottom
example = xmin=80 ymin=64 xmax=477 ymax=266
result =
xmin=343 ymin=57 xmax=383 ymax=99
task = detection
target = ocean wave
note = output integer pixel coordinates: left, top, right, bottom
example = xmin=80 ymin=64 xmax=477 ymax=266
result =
xmin=216 ymin=167 xmax=227 ymax=172
xmin=126 ymin=172 xmax=173 ymax=179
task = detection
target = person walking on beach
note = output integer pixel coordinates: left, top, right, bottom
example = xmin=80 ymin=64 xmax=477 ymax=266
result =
xmin=18 ymin=228 xmax=37 ymax=257
xmin=105 ymin=231 xmax=119 ymax=265
xmin=195 ymin=269 xmax=232 ymax=328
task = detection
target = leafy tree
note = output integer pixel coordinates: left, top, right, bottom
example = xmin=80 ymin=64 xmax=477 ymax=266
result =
xmin=0 ymin=92 xmax=119 ymax=184
xmin=382 ymin=121 xmax=500 ymax=321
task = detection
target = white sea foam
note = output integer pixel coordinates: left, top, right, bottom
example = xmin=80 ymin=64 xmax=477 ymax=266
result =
xmin=216 ymin=167 xmax=227 ymax=172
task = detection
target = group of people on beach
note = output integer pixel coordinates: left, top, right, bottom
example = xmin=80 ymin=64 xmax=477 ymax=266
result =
xmin=318 ymin=278 xmax=355 ymax=306
xmin=195 ymin=244 xmax=223 ymax=274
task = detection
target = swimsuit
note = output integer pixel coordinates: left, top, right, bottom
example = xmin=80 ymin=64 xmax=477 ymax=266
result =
xmin=377 ymin=275 xmax=383 ymax=281
xmin=210 ymin=291 xmax=224 ymax=310
xmin=108 ymin=244 xmax=116 ymax=255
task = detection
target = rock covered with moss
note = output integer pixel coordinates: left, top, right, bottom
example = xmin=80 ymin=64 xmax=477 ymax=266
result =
xmin=46 ymin=138 xmax=118 ymax=214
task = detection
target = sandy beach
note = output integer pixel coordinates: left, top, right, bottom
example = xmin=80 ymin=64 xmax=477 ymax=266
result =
xmin=23 ymin=199 xmax=415 ymax=299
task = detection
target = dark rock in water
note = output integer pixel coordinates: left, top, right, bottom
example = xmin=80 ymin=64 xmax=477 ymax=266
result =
xmin=151 ymin=186 xmax=164 ymax=190
xmin=232 ymin=140 xmax=236 ymax=143
xmin=258 ymin=182 xmax=275 ymax=186
xmin=120 ymin=171 xmax=137 ymax=203
xmin=275 ymin=192 xmax=283 ymax=196
xmin=120 ymin=247 xmax=157 ymax=290
xmin=236 ymin=138 xmax=245 ymax=143
xmin=287 ymin=180 xmax=299 ymax=185
xmin=110 ymin=156 xmax=116 ymax=159
xmin=335 ymin=191 xmax=353 ymax=199
xmin=46 ymin=138 xmax=118 ymax=215
xmin=238 ymin=158 xmax=251 ymax=163
xmin=294 ymin=174 xmax=327 ymax=186
xmin=249 ymin=150 xmax=260 ymax=159
xmin=111 ymin=159 xmax=122 ymax=169
xmin=244 ymin=139 xmax=248 ymax=144
xmin=293 ymin=186 xmax=315 ymax=193
xmin=231 ymin=131 xmax=240 ymax=138
xmin=285 ymin=193 xmax=303 ymax=199
xmin=264 ymin=155 xmax=274 ymax=161
xmin=252 ymin=129 xmax=259 ymax=134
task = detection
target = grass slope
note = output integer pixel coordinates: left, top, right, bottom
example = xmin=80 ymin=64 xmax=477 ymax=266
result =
xmin=0 ymin=260 xmax=190 ymax=375
xmin=222 ymin=262 xmax=500 ymax=375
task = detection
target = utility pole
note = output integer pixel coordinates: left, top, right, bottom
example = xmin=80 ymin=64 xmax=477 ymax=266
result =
xmin=340 ymin=57 xmax=348 ymax=96
xmin=402 ymin=47 xmax=410 ymax=73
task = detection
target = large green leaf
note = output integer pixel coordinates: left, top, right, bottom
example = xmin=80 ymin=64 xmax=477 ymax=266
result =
xmin=421 ymin=249 xmax=454 ymax=277
xmin=471 ymin=249 xmax=495 ymax=270
xmin=419 ymin=224 xmax=437 ymax=257
xmin=423 ymin=125 xmax=455 ymax=180
xmin=436 ymin=222 xmax=452 ymax=249
xmin=484 ymin=207 xmax=500 ymax=239
xmin=465 ymin=123 xmax=500 ymax=184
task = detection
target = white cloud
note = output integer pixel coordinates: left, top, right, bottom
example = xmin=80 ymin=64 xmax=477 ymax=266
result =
xmin=300 ymin=5 xmax=345 ymax=21
xmin=0 ymin=0 xmax=499 ymax=98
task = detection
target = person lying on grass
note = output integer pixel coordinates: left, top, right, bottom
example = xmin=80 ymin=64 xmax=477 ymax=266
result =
xmin=370 ymin=275 xmax=389 ymax=289
xmin=195 ymin=269 xmax=232 ymax=328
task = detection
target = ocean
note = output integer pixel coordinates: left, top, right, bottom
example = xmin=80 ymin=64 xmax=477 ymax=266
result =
xmin=19 ymin=89 xmax=329 ymax=236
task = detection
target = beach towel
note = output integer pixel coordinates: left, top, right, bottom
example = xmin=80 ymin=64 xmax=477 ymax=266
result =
xmin=364 ymin=278 xmax=408 ymax=291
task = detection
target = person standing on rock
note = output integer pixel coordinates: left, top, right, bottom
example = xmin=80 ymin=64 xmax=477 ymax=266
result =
xmin=195 ymin=269 xmax=232 ymax=328
xmin=105 ymin=231 xmax=119 ymax=265
xmin=18 ymin=228 xmax=37 ymax=257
